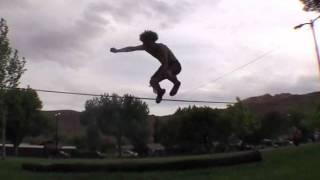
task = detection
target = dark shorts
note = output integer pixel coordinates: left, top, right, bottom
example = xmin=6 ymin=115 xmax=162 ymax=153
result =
xmin=151 ymin=61 xmax=181 ymax=82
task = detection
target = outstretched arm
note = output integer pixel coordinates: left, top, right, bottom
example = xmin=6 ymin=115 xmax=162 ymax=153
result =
xmin=110 ymin=45 xmax=144 ymax=53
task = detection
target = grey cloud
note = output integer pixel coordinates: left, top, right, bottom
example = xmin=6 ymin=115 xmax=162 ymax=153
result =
xmin=87 ymin=0 xmax=194 ymax=28
xmin=0 ymin=0 xmax=30 ymax=9
xmin=13 ymin=4 xmax=110 ymax=67
xmin=30 ymin=13 xmax=107 ymax=52
xmin=2 ymin=0 xmax=207 ymax=68
xmin=274 ymin=75 xmax=320 ymax=94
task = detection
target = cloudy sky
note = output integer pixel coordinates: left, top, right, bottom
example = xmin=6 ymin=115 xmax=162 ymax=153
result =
xmin=1 ymin=0 xmax=320 ymax=115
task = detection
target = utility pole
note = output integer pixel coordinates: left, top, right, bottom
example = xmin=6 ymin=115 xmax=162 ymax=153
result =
xmin=54 ymin=112 xmax=61 ymax=157
xmin=1 ymin=105 xmax=6 ymax=160
xmin=295 ymin=16 xmax=320 ymax=77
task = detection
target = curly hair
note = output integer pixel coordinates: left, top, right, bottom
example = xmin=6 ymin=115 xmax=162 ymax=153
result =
xmin=139 ymin=30 xmax=158 ymax=42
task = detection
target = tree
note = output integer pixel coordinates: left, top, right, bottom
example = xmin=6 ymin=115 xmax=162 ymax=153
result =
xmin=157 ymin=114 xmax=181 ymax=153
xmin=309 ymin=104 xmax=320 ymax=128
xmin=300 ymin=0 xmax=320 ymax=12
xmin=152 ymin=117 xmax=162 ymax=143
xmin=80 ymin=97 xmax=102 ymax=151
xmin=86 ymin=123 xmax=102 ymax=151
xmin=287 ymin=109 xmax=313 ymax=142
xmin=0 ymin=18 xmax=26 ymax=159
xmin=180 ymin=107 xmax=214 ymax=153
xmin=5 ymin=88 xmax=46 ymax=156
xmin=0 ymin=18 xmax=26 ymax=89
xmin=82 ymin=94 xmax=150 ymax=157
xmin=158 ymin=106 xmax=232 ymax=154
xmin=122 ymin=95 xmax=150 ymax=156
xmin=81 ymin=97 xmax=100 ymax=126
xmin=305 ymin=104 xmax=320 ymax=138
xmin=260 ymin=111 xmax=290 ymax=139
xmin=225 ymin=98 xmax=261 ymax=145
xmin=97 ymin=95 xmax=125 ymax=157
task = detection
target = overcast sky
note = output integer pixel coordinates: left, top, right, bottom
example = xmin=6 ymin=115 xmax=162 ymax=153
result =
xmin=1 ymin=0 xmax=320 ymax=115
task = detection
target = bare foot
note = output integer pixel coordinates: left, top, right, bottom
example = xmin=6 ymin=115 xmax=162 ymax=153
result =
xmin=156 ymin=89 xmax=166 ymax=103
xmin=170 ymin=81 xmax=180 ymax=96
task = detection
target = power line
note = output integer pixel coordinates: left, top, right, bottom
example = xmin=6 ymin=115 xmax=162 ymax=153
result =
xmin=182 ymin=48 xmax=277 ymax=94
xmin=9 ymin=87 xmax=235 ymax=104
xmin=207 ymin=48 xmax=277 ymax=83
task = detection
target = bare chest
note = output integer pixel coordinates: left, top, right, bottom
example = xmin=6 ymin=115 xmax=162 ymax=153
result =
xmin=145 ymin=48 xmax=163 ymax=61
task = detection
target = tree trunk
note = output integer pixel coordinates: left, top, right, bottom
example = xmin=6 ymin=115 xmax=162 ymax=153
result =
xmin=14 ymin=144 xmax=19 ymax=156
xmin=116 ymin=135 xmax=122 ymax=158
xmin=1 ymin=107 xmax=7 ymax=160
xmin=203 ymin=135 xmax=211 ymax=153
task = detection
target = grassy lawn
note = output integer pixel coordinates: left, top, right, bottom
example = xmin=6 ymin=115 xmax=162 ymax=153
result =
xmin=1 ymin=143 xmax=320 ymax=180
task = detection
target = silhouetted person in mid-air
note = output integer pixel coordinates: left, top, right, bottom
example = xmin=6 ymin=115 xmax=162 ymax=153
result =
xmin=110 ymin=30 xmax=181 ymax=103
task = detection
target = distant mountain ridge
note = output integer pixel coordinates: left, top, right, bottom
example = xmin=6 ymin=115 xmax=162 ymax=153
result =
xmin=242 ymin=91 xmax=320 ymax=116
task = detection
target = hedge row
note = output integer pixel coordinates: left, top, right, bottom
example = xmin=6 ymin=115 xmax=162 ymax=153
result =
xmin=22 ymin=151 xmax=262 ymax=172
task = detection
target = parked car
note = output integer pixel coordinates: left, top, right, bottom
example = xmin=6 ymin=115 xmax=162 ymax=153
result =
xmin=116 ymin=150 xmax=138 ymax=158
xmin=262 ymin=139 xmax=273 ymax=147
xmin=273 ymin=139 xmax=292 ymax=147
xmin=71 ymin=150 xmax=106 ymax=159
xmin=57 ymin=150 xmax=70 ymax=159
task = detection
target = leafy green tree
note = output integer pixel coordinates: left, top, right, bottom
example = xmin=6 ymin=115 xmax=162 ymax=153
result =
xmin=71 ymin=135 xmax=87 ymax=150
xmin=122 ymin=95 xmax=150 ymax=156
xmin=86 ymin=123 xmax=102 ymax=151
xmin=5 ymin=88 xmax=46 ymax=155
xmin=159 ymin=106 xmax=232 ymax=154
xmin=156 ymin=108 xmax=185 ymax=151
xmin=82 ymin=94 xmax=150 ymax=157
xmin=287 ymin=109 xmax=306 ymax=128
xmin=225 ymin=98 xmax=261 ymax=144
xmin=260 ymin=111 xmax=290 ymax=139
xmin=97 ymin=95 xmax=125 ymax=157
xmin=300 ymin=0 xmax=320 ymax=12
xmin=80 ymin=97 xmax=102 ymax=151
xmin=311 ymin=104 xmax=320 ymax=127
xmin=287 ymin=109 xmax=312 ymax=140
xmin=157 ymin=115 xmax=181 ymax=152
xmin=0 ymin=18 xmax=26 ymax=159
xmin=152 ymin=117 xmax=161 ymax=143
xmin=305 ymin=104 xmax=320 ymax=134
xmin=0 ymin=18 xmax=26 ymax=89
xmin=81 ymin=97 xmax=100 ymax=126
xmin=187 ymin=107 xmax=227 ymax=153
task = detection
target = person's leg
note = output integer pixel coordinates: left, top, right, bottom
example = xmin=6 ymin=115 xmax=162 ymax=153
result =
xmin=167 ymin=62 xmax=181 ymax=96
xmin=168 ymin=75 xmax=180 ymax=96
xmin=150 ymin=67 xmax=165 ymax=94
xmin=150 ymin=67 xmax=166 ymax=103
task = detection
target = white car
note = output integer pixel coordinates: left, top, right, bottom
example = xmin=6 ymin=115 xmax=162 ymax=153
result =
xmin=117 ymin=150 xmax=138 ymax=157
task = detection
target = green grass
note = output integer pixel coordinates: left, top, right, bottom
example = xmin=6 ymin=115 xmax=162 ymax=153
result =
xmin=1 ymin=143 xmax=320 ymax=180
